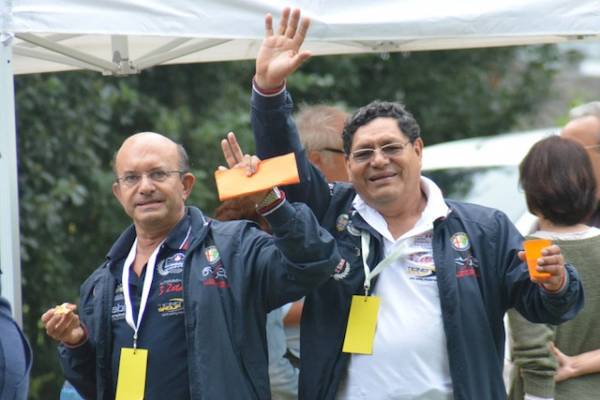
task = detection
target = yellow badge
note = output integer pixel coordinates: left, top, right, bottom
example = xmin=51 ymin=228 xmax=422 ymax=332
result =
xmin=342 ymin=295 xmax=381 ymax=354
xmin=115 ymin=348 xmax=148 ymax=400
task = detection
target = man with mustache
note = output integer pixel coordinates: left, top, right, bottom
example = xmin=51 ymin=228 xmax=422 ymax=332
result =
xmin=247 ymin=8 xmax=584 ymax=400
xmin=41 ymin=131 xmax=340 ymax=399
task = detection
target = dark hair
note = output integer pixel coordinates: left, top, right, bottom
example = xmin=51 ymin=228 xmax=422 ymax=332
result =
xmin=342 ymin=101 xmax=421 ymax=154
xmin=519 ymin=136 xmax=597 ymax=226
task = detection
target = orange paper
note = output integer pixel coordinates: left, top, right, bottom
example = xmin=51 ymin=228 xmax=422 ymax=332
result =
xmin=215 ymin=153 xmax=300 ymax=201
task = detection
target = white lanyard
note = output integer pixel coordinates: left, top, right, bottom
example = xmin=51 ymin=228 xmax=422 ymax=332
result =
xmin=361 ymin=231 xmax=410 ymax=296
xmin=122 ymin=238 xmax=165 ymax=349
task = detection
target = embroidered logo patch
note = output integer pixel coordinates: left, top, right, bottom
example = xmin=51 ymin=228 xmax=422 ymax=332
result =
xmin=157 ymin=252 xmax=185 ymax=276
xmin=204 ymin=246 xmax=220 ymax=264
xmin=336 ymin=214 xmax=349 ymax=232
xmin=455 ymin=255 xmax=480 ymax=278
xmin=157 ymin=297 xmax=184 ymax=316
xmin=332 ymin=259 xmax=351 ymax=280
xmin=450 ymin=232 xmax=470 ymax=251
xmin=201 ymin=260 xmax=229 ymax=288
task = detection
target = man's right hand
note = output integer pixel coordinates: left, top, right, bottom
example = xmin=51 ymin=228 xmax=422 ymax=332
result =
xmin=255 ymin=7 xmax=312 ymax=91
xmin=41 ymin=303 xmax=86 ymax=346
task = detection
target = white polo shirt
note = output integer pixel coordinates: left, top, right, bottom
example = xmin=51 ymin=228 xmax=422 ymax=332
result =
xmin=337 ymin=177 xmax=453 ymax=400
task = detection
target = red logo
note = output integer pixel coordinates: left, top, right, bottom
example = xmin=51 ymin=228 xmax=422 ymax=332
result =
xmin=159 ymin=281 xmax=183 ymax=296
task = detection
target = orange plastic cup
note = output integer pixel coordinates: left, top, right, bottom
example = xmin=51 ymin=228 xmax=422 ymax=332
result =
xmin=523 ymin=239 xmax=552 ymax=281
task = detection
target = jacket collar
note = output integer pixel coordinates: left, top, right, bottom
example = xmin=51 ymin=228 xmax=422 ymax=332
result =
xmin=105 ymin=206 xmax=210 ymax=263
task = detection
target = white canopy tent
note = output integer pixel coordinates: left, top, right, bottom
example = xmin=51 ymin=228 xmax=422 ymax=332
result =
xmin=2 ymin=0 xmax=600 ymax=322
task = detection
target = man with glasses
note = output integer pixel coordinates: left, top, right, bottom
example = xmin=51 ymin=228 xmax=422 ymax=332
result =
xmin=41 ymin=131 xmax=341 ymax=399
xmin=296 ymin=104 xmax=349 ymax=182
xmin=562 ymin=101 xmax=600 ymax=227
xmin=245 ymin=8 xmax=584 ymax=399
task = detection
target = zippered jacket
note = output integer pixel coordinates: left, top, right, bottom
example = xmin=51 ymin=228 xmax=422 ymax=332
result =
xmin=58 ymin=202 xmax=341 ymax=400
xmin=251 ymin=89 xmax=584 ymax=400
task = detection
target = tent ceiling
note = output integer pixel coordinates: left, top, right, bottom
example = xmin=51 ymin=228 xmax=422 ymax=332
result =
xmin=4 ymin=0 xmax=600 ymax=75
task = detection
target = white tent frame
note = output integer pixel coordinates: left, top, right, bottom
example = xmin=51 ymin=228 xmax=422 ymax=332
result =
xmin=2 ymin=0 xmax=600 ymax=324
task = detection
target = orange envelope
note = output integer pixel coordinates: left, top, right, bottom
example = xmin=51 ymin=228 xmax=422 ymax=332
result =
xmin=215 ymin=152 xmax=300 ymax=201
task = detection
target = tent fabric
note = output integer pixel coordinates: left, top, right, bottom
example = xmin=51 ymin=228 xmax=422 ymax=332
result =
xmin=2 ymin=0 xmax=600 ymax=75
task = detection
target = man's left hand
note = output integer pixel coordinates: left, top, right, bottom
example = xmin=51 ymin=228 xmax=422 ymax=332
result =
xmin=518 ymin=244 xmax=566 ymax=292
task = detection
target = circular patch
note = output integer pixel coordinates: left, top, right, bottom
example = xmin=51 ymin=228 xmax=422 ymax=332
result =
xmin=332 ymin=259 xmax=351 ymax=280
xmin=205 ymin=246 xmax=221 ymax=264
xmin=336 ymin=214 xmax=349 ymax=232
xmin=450 ymin=232 xmax=470 ymax=251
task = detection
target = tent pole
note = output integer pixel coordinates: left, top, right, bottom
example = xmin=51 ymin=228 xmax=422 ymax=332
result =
xmin=0 ymin=37 xmax=23 ymax=325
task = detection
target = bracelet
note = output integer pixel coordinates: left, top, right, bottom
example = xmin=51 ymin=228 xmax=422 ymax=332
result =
xmin=256 ymin=187 xmax=286 ymax=215
xmin=252 ymin=76 xmax=286 ymax=96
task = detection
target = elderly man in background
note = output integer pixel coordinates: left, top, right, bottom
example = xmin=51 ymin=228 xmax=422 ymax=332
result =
xmin=296 ymin=104 xmax=349 ymax=183
xmin=562 ymin=101 xmax=600 ymax=226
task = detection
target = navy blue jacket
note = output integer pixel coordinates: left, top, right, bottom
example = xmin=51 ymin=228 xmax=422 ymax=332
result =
xmin=251 ymin=89 xmax=584 ymax=400
xmin=58 ymin=203 xmax=340 ymax=399
xmin=0 ymin=297 xmax=32 ymax=400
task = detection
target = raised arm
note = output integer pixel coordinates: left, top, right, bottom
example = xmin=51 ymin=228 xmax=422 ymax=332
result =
xmin=219 ymin=131 xmax=340 ymax=308
xmin=254 ymin=8 xmax=312 ymax=91
xmin=251 ymin=8 xmax=334 ymax=218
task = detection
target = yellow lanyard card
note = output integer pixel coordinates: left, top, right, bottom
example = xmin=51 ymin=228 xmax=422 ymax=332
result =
xmin=342 ymin=295 xmax=380 ymax=354
xmin=115 ymin=347 xmax=148 ymax=400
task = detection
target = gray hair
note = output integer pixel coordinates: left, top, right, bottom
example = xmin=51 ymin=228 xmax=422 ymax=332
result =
xmin=569 ymin=101 xmax=600 ymax=120
xmin=296 ymin=104 xmax=348 ymax=152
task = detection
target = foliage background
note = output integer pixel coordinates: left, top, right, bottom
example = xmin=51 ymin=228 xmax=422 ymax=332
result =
xmin=14 ymin=45 xmax=566 ymax=398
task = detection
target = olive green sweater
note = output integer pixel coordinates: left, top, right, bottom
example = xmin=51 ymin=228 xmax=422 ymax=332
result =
xmin=508 ymin=233 xmax=600 ymax=400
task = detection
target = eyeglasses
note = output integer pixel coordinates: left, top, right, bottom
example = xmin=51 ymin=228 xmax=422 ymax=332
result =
xmin=584 ymin=144 xmax=600 ymax=151
xmin=116 ymin=170 xmax=185 ymax=187
xmin=320 ymin=148 xmax=345 ymax=155
xmin=350 ymin=141 xmax=411 ymax=163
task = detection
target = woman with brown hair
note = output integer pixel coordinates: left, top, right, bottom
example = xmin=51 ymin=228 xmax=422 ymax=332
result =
xmin=509 ymin=136 xmax=600 ymax=400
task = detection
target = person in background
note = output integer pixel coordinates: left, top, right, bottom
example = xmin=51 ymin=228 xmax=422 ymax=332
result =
xmin=277 ymin=104 xmax=351 ymax=367
xmin=0 ymin=293 xmax=32 ymax=400
xmin=296 ymin=104 xmax=349 ymax=183
xmin=214 ymin=197 xmax=298 ymax=400
xmin=509 ymin=136 xmax=600 ymax=400
xmin=561 ymin=101 xmax=600 ymax=227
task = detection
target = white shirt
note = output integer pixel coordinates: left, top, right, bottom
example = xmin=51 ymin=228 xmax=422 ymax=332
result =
xmin=337 ymin=177 xmax=453 ymax=400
